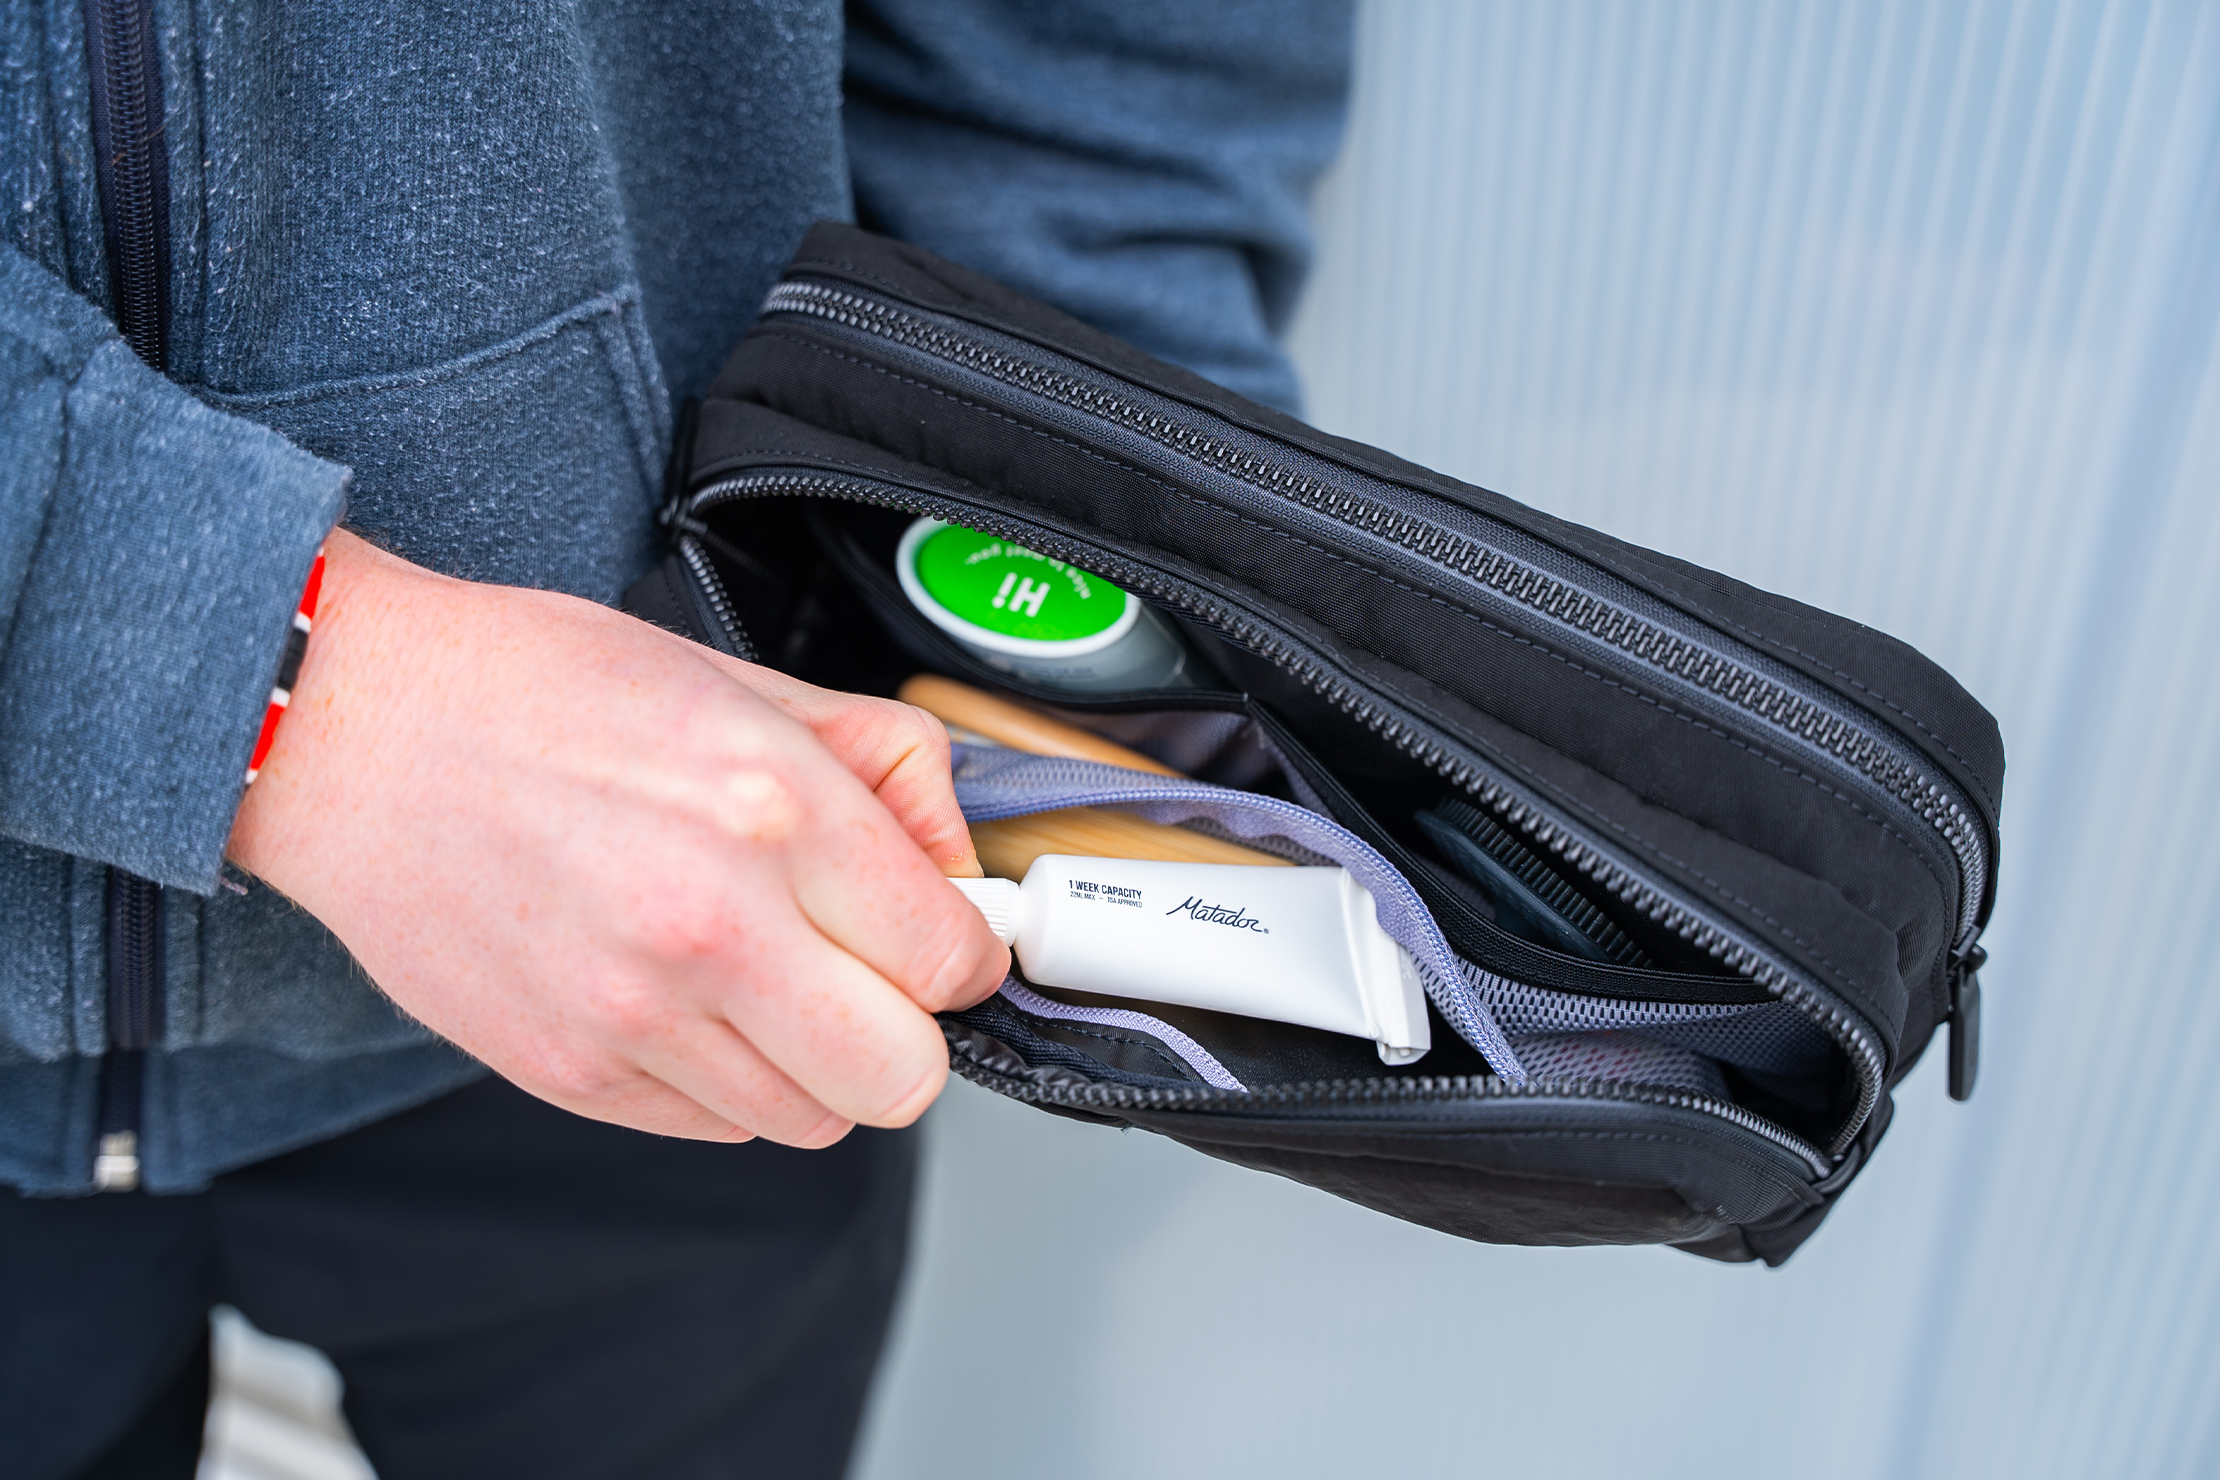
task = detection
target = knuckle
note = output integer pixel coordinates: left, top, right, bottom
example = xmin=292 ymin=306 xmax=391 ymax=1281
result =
xmin=527 ymin=1044 xmax=629 ymax=1106
xmin=739 ymin=1093 xmax=854 ymax=1148
xmin=628 ymin=889 xmax=733 ymax=964
xmin=861 ymin=1059 xmax=945 ymax=1129
xmin=835 ymin=697 xmax=947 ymax=770
xmin=713 ymin=765 xmax=808 ymax=846
xmin=794 ymin=1114 xmax=855 ymax=1149
xmin=907 ymin=912 xmax=1004 ymax=1013
xmin=578 ymin=974 xmax=677 ymax=1043
xmin=892 ymin=702 xmax=950 ymax=756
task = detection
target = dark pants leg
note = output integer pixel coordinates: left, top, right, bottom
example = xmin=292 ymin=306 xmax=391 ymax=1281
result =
xmin=0 ymin=1189 xmax=213 ymax=1478
xmin=1 ymin=1075 xmax=917 ymax=1480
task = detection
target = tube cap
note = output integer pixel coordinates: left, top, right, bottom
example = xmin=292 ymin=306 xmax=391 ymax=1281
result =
xmin=949 ymin=876 xmax=1022 ymax=945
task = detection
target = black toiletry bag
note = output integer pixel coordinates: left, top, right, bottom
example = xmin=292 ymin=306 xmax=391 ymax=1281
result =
xmin=625 ymin=223 xmax=2003 ymax=1266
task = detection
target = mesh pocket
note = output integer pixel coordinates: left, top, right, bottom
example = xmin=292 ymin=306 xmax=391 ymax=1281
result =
xmin=1463 ymin=964 xmax=1833 ymax=1080
xmin=1509 ymin=1032 xmax=1730 ymax=1097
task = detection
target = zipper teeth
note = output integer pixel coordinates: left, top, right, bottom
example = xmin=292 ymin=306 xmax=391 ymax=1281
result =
xmin=765 ymin=279 xmax=1987 ymax=944
xmin=951 ymin=1052 xmax=1830 ymax=1173
xmin=89 ymin=0 xmax=167 ymax=367
xmin=675 ymin=533 xmax=756 ymax=661
xmin=108 ymin=873 xmax=161 ymax=1048
xmin=690 ymin=470 xmax=1879 ymax=1156
xmin=86 ymin=0 xmax=168 ymax=1190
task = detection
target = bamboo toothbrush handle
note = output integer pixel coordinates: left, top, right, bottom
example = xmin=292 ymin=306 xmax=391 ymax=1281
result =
xmin=898 ymin=674 xmax=1185 ymax=777
xmin=898 ymin=674 xmax=1290 ymax=875
xmin=971 ymin=808 xmax=1291 ymax=881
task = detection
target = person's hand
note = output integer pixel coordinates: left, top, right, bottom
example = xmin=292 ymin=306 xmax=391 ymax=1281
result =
xmin=226 ymin=530 xmax=1009 ymax=1147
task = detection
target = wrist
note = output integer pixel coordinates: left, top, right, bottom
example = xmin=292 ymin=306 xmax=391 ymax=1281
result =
xmin=224 ymin=529 xmax=436 ymax=884
xmin=243 ymin=544 xmax=327 ymax=785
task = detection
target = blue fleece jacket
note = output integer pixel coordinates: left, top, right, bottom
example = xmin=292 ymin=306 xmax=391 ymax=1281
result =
xmin=0 ymin=0 xmax=1351 ymax=1194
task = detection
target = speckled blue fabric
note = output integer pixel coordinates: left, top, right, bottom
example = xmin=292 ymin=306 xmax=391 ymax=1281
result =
xmin=0 ymin=0 xmax=1351 ymax=1193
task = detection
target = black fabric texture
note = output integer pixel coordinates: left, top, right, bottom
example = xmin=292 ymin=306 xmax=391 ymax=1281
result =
xmin=939 ymin=1018 xmax=1820 ymax=1252
xmin=742 ymin=223 xmax=2005 ymax=847
xmin=686 ymin=398 xmax=1924 ymax=1059
xmin=1164 ymin=1137 xmax=1731 ymax=1249
xmin=1 ymin=1076 xmax=914 ymax=1480
xmin=647 ymin=224 xmax=2009 ymax=1261
xmin=1117 ymin=1100 xmax=1823 ymax=1233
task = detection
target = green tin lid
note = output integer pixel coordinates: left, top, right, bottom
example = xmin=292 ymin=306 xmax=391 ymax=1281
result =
xmin=902 ymin=520 xmax=1134 ymax=651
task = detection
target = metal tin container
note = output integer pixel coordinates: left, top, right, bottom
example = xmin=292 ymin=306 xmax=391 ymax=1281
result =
xmin=895 ymin=518 xmax=1193 ymax=693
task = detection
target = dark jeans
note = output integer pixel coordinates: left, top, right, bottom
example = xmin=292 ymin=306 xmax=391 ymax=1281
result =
xmin=0 ymin=1075 xmax=918 ymax=1480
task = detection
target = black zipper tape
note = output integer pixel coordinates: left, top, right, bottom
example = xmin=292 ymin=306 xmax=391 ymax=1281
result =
xmin=945 ymin=1014 xmax=1834 ymax=1179
xmin=95 ymin=871 xmax=163 ymax=1190
xmin=82 ymin=0 xmax=169 ymax=368
xmin=84 ymin=0 xmax=170 ymax=1190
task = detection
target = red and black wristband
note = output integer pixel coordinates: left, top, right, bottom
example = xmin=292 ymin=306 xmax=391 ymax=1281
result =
xmin=244 ymin=545 xmax=326 ymax=785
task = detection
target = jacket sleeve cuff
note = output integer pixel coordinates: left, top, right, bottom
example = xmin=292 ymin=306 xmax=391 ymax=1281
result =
xmin=0 ymin=338 xmax=349 ymax=892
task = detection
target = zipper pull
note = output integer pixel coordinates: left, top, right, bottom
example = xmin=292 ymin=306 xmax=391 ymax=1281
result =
xmin=1947 ymin=941 xmax=1985 ymax=1102
xmin=657 ymin=396 xmax=704 ymax=530
xmin=93 ymin=1131 xmax=139 ymax=1192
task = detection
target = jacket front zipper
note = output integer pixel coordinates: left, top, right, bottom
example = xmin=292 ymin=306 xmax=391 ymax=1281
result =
xmin=84 ymin=0 xmax=171 ymax=1191
xmin=95 ymin=874 xmax=162 ymax=1191
xmin=680 ymin=468 xmax=1858 ymax=1169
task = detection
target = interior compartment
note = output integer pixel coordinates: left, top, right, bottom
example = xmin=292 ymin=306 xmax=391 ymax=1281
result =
xmin=691 ymin=493 xmax=1854 ymax=1142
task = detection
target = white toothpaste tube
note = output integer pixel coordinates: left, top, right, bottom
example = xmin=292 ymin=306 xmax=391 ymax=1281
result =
xmin=952 ymin=856 xmax=1431 ymax=1065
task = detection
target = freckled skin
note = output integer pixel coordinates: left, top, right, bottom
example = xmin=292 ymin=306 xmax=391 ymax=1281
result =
xmin=227 ymin=531 xmax=1011 ymax=1147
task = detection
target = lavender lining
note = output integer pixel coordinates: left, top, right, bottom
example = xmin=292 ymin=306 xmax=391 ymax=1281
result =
xmin=999 ymin=979 xmax=1248 ymax=1091
xmin=952 ymin=743 xmax=1528 ymax=1082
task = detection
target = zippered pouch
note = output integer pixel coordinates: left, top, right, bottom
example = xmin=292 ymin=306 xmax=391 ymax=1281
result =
xmin=625 ymin=224 xmax=2003 ymax=1265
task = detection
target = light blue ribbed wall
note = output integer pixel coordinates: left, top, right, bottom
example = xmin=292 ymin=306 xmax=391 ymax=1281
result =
xmin=854 ymin=4 xmax=2220 ymax=1476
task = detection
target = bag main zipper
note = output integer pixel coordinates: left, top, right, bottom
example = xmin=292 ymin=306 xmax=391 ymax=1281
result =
xmin=949 ymin=1021 xmax=1834 ymax=1176
xmin=759 ymin=279 xmax=1992 ymax=961
xmin=679 ymin=469 xmax=1876 ymax=1162
xmin=84 ymin=0 xmax=171 ymax=1192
